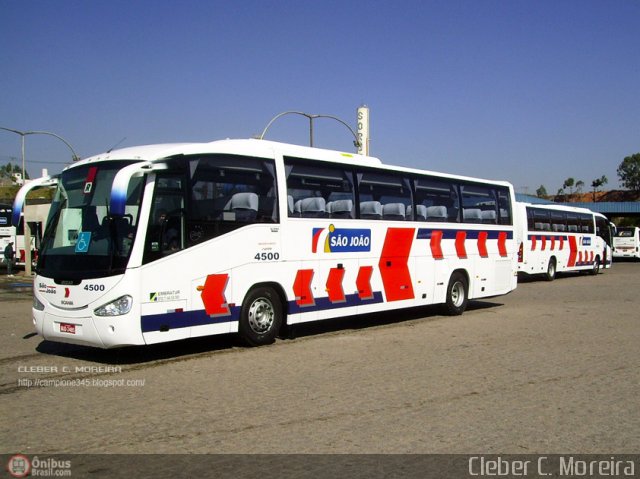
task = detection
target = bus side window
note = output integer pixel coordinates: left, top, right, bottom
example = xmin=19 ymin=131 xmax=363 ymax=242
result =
xmin=357 ymin=171 xmax=411 ymax=220
xmin=184 ymin=155 xmax=278 ymax=248
xmin=497 ymin=188 xmax=512 ymax=225
xmin=460 ymin=184 xmax=498 ymax=225
xmin=284 ymin=158 xmax=355 ymax=219
xmin=413 ymin=177 xmax=459 ymax=223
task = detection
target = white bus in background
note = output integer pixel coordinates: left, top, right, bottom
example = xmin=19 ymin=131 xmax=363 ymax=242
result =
xmin=14 ymin=138 xmax=518 ymax=349
xmin=0 ymin=203 xmax=48 ymax=268
xmin=515 ymin=202 xmax=612 ymax=281
xmin=0 ymin=204 xmax=13 ymax=262
xmin=613 ymin=226 xmax=640 ymax=260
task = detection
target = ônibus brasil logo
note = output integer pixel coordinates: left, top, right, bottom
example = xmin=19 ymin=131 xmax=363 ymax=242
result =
xmin=7 ymin=454 xmax=31 ymax=478
xmin=7 ymin=455 xmax=72 ymax=477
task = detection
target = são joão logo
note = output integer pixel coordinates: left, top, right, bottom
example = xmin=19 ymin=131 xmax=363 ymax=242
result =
xmin=312 ymin=224 xmax=371 ymax=253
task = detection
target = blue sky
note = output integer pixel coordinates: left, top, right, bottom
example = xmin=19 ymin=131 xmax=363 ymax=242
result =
xmin=1 ymin=0 xmax=639 ymax=194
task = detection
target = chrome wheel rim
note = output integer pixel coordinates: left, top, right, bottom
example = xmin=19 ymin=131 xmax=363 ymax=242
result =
xmin=451 ymin=281 xmax=465 ymax=307
xmin=248 ymin=297 xmax=275 ymax=334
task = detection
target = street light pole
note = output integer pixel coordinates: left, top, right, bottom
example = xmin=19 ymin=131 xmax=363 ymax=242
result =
xmin=259 ymin=111 xmax=361 ymax=150
xmin=1 ymin=126 xmax=79 ymax=276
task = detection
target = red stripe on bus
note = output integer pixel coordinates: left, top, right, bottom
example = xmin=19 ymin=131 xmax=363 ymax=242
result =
xmin=293 ymin=269 xmax=315 ymax=306
xmin=455 ymin=231 xmax=467 ymax=259
xmin=477 ymin=231 xmax=488 ymax=258
xmin=531 ymin=236 xmax=537 ymax=251
xmin=498 ymin=232 xmax=508 ymax=257
xmin=541 ymin=235 xmax=546 ymax=251
xmin=200 ymin=273 xmax=231 ymax=317
xmin=326 ymin=267 xmax=346 ymax=303
xmin=86 ymin=166 xmax=98 ymax=183
xmin=311 ymin=228 xmax=324 ymax=253
xmin=356 ymin=266 xmax=374 ymax=300
xmin=378 ymin=228 xmax=415 ymax=302
xmin=568 ymin=236 xmax=578 ymax=267
xmin=430 ymin=230 xmax=444 ymax=259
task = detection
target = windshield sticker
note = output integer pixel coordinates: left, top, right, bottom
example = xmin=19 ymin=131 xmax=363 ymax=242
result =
xmin=84 ymin=166 xmax=98 ymax=194
xmin=75 ymin=231 xmax=91 ymax=253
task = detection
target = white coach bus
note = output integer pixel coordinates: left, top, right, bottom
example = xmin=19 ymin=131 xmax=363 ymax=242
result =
xmin=14 ymin=139 xmax=518 ymax=348
xmin=515 ymin=202 xmax=612 ymax=281
xmin=613 ymin=226 xmax=640 ymax=260
xmin=0 ymin=203 xmax=47 ymax=268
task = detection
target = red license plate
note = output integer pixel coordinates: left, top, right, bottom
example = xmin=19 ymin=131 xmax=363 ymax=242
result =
xmin=60 ymin=323 xmax=76 ymax=334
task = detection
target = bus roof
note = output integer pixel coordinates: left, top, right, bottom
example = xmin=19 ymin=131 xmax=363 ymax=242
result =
xmin=518 ymin=201 xmax=596 ymax=215
xmin=69 ymin=138 xmax=512 ymax=188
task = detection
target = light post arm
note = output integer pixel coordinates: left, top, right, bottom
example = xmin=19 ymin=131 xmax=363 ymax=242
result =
xmin=1 ymin=126 xmax=78 ymax=276
xmin=259 ymin=111 xmax=361 ymax=150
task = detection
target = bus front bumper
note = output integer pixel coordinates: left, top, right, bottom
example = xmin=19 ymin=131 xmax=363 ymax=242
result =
xmin=33 ymin=309 xmax=145 ymax=349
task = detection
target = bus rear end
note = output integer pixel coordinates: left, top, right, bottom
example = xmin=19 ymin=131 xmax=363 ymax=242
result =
xmin=613 ymin=227 xmax=640 ymax=259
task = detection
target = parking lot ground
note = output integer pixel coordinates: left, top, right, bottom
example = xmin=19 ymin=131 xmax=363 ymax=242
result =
xmin=1 ymin=264 xmax=639 ymax=454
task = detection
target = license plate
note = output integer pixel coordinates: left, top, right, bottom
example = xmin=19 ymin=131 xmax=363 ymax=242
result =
xmin=60 ymin=323 xmax=76 ymax=334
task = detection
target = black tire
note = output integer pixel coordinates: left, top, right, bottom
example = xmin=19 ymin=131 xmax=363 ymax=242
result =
xmin=544 ymin=258 xmax=556 ymax=282
xmin=239 ymin=286 xmax=283 ymax=346
xmin=443 ymin=272 xmax=468 ymax=316
xmin=590 ymin=256 xmax=601 ymax=276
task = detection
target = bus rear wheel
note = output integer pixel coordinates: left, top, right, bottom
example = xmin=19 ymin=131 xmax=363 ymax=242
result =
xmin=544 ymin=258 xmax=556 ymax=281
xmin=443 ymin=272 xmax=468 ymax=316
xmin=590 ymin=256 xmax=601 ymax=276
xmin=239 ymin=286 xmax=283 ymax=346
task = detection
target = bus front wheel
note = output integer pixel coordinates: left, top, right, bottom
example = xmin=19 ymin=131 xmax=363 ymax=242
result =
xmin=443 ymin=272 xmax=468 ymax=316
xmin=239 ymin=286 xmax=283 ymax=346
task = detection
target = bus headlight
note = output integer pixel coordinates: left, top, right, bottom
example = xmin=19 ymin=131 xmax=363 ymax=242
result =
xmin=33 ymin=295 xmax=45 ymax=311
xmin=94 ymin=295 xmax=133 ymax=317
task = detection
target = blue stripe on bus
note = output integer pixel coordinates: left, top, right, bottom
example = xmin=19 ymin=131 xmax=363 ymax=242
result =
xmin=141 ymin=292 xmax=384 ymax=333
xmin=287 ymin=291 xmax=384 ymax=315
xmin=141 ymin=307 xmax=239 ymax=333
xmin=416 ymin=229 xmax=513 ymax=240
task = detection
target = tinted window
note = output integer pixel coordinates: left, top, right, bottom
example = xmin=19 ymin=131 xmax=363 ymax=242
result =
xmin=527 ymin=207 xmax=551 ymax=232
xmin=460 ymin=184 xmax=498 ymax=224
xmin=142 ymin=155 xmax=278 ymax=265
xmin=358 ymin=171 xmax=412 ymax=221
xmin=188 ymin=155 xmax=277 ymax=240
xmin=285 ymin=158 xmax=355 ymax=219
xmin=413 ymin=177 xmax=459 ymax=222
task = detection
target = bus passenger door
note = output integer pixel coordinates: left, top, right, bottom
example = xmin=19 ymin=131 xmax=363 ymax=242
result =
xmin=140 ymin=174 xmax=191 ymax=344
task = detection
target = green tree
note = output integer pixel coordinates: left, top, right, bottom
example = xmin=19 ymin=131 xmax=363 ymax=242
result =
xmin=563 ymin=177 xmax=575 ymax=195
xmin=536 ymin=185 xmax=548 ymax=197
xmin=575 ymin=180 xmax=584 ymax=194
xmin=591 ymin=175 xmax=608 ymax=201
xmin=617 ymin=153 xmax=640 ymax=192
xmin=0 ymin=162 xmax=15 ymax=178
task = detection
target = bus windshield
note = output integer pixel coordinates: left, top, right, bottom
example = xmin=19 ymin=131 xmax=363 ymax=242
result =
xmin=615 ymin=228 xmax=636 ymax=238
xmin=0 ymin=204 xmax=11 ymax=227
xmin=37 ymin=161 xmax=145 ymax=280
